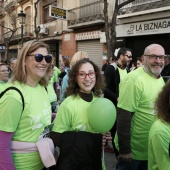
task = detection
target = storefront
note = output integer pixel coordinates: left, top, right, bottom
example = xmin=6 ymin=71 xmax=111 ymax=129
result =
xmin=116 ymin=18 xmax=170 ymax=59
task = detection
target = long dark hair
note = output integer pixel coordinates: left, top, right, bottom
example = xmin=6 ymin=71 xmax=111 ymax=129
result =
xmin=66 ymin=58 xmax=105 ymax=97
xmin=155 ymin=80 xmax=170 ymax=123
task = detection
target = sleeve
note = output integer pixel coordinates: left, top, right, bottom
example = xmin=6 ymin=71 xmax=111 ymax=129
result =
xmin=149 ymin=131 xmax=170 ymax=170
xmin=117 ymin=108 xmax=134 ymax=154
xmin=0 ymin=131 xmax=16 ymax=170
xmin=118 ymin=75 xmax=141 ymax=112
xmin=52 ymin=102 xmax=72 ymax=133
xmin=52 ymin=67 xmax=61 ymax=83
xmin=0 ymin=95 xmax=23 ymax=132
xmin=104 ymin=66 xmax=118 ymax=102
xmin=61 ymin=75 xmax=69 ymax=102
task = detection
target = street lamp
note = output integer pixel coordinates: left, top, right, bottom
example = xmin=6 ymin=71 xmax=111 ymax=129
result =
xmin=18 ymin=10 xmax=26 ymax=46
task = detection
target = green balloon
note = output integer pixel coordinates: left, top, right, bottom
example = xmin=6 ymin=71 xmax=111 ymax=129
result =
xmin=88 ymin=98 xmax=116 ymax=133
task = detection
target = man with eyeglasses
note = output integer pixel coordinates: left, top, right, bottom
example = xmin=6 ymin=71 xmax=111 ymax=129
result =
xmin=103 ymin=47 xmax=132 ymax=157
xmin=116 ymin=44 xmax=165 ymax=170
xmin=0 ymin=63 xmax=9 ymax=92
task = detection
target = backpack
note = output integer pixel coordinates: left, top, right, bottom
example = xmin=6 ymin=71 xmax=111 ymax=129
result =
xmin=0 ymin=87 xmax=25 ymax=112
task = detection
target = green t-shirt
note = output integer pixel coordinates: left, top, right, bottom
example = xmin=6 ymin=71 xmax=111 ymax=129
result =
xmin=0 ymin=80 xmax=9 ymax=93
xmin=52 ymin=94 xmax=99 ymax=133
xmin=0 ymin=81 xmax=52 ymax=170
xmin=47 ymin=81 xmax=57 ymax=103
xmin=52 ymin=94 xmax=106 ymax=169
xmin=117 ymin=67 xmax=127 ymax=82
xmin=117 ymin=67 xmax=165 ymax=160
xmin=51 ymin=66 xmax=61 ymax=83
xmin=148 ymin=119 xmax=170 ymax=170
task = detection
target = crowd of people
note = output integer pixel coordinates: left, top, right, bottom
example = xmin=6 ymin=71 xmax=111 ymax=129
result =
xmin=0 ymin=40 xmax=170 ymax=170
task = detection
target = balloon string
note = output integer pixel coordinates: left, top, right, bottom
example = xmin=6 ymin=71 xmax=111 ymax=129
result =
xmin=102 ymin=148 xmax=105 ymax=160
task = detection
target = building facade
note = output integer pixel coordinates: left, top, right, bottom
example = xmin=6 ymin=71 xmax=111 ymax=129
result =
xmin=116 ymin=0 xmax=170 ymax=58
xmin=0 ymin=0 xmax=169 ymax=68
xmin=0 ymin=0 xmax=66 ymax=66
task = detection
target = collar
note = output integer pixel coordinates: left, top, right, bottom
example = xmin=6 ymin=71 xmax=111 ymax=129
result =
xmin=78 ymin=91 xmax=93 ymax=102
xmin=116 ymin=62 xmax=125 ymax=70
xmin=110 ymin=63 xmax=117 ymax=70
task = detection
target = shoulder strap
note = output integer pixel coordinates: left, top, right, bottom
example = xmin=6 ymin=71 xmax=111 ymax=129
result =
xmin=0 ymin=87 xmax=25 ymax=112
xmin=45 ymin=86 xmax=48 ymax=92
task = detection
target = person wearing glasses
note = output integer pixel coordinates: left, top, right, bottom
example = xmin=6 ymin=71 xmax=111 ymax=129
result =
xmin=148 ymin=80 xmax=170 ymax=170
xmin=103 ymin=47 xmax=132 ymax=157
xmin=0 ymin=62 xmax=9 ymax=92
xmin=0 ymin=40 xmax=55 ymax=170
xmin=116 ymin=44 xmax=165 ymax=170
xmin=50 ymin=58 xmax=106 ymax=169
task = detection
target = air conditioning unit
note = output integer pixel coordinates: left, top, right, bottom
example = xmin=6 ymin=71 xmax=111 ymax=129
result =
xmin=38 ymin=24 xmax=49 ymax=35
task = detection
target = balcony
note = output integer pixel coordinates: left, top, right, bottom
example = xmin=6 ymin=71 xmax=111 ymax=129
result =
xmin=67 ymin=1 xmax=105 ymax=29
xmin=4 ymin=0 xmax=17 ymax=11
xmin=118 ymin=0 xmax=170 ymax=15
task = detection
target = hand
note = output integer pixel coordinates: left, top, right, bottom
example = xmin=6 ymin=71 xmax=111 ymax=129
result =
xmin=119 ymin=153 xmax=132 ymax=162
xmin=102 ymin=132 xmax=112 ymax=149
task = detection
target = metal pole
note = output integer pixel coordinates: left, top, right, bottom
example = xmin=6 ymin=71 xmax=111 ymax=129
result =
xmin=21 ymin=24 xmax=23 ymax=47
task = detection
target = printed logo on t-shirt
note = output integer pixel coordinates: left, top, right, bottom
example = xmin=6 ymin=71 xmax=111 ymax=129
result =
xmin=150 ymin=102 xmax=155 ymax=115
xmin=30 ymin=101 xmax=51 ymax=130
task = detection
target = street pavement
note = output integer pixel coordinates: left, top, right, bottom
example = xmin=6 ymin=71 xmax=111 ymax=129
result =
xmin=104 ymin=150 xmax=116 ymax=170
xmin=104 ymin=144 xmax=117 ymax=170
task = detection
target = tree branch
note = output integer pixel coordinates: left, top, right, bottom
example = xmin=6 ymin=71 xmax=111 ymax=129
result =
xmin=118 ymin=0 xmax=135 ymax=10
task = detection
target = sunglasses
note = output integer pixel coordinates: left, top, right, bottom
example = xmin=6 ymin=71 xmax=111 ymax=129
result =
xmin=124 ymin=54 xmax=132 ymax=58
xmin=27 ymin=54 xmax=53 ymax=63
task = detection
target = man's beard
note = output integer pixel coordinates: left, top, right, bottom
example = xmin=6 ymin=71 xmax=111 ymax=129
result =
xmin=122 ymin=59 xmax=128 ymax=68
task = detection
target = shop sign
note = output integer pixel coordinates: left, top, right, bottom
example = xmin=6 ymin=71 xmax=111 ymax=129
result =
xmin=116 ymin=18 xmax=170 ymax=37
xmin=75 ymin=31 xmax=100 ymax=40
xmin=49 ymin=5 xmax=67 ymax=20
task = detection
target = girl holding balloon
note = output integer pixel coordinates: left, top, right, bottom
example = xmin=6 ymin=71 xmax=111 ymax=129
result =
xmin=50 ymin=58 xmax=109 ymax=169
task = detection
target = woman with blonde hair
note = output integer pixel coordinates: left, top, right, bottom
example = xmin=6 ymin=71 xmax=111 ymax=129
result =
xmin=70 ymin=51 xmax=88 ymax=67
xmin=0 ymin=40 xmax=55 ymax=170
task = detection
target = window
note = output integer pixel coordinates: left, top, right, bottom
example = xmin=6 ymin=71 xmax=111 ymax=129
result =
xmin=43 ymin=0 xmax=57 ymax=23
xmin=79 ymin=0 xmax=101 ymax=18
xmin=43 ymin=5 xmax=56 ymax=23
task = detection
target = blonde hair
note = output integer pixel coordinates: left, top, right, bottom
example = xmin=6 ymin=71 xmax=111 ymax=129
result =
xmin=11 ymin=40 xmax=50 ymax=86
xmin=70 ymin=51 xmax=88 ymax=68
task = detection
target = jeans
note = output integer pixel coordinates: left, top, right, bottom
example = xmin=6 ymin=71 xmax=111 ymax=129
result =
xmin=117 ymin=157 xmax=148 ymax=170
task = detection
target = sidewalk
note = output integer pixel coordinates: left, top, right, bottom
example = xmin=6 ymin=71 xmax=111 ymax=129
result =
xmin=104 ymin=143 xmax=117 ymax=170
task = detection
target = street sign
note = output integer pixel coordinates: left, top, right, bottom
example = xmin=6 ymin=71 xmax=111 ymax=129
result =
xmin=49 ymin=5 xmax=67 ymax=20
